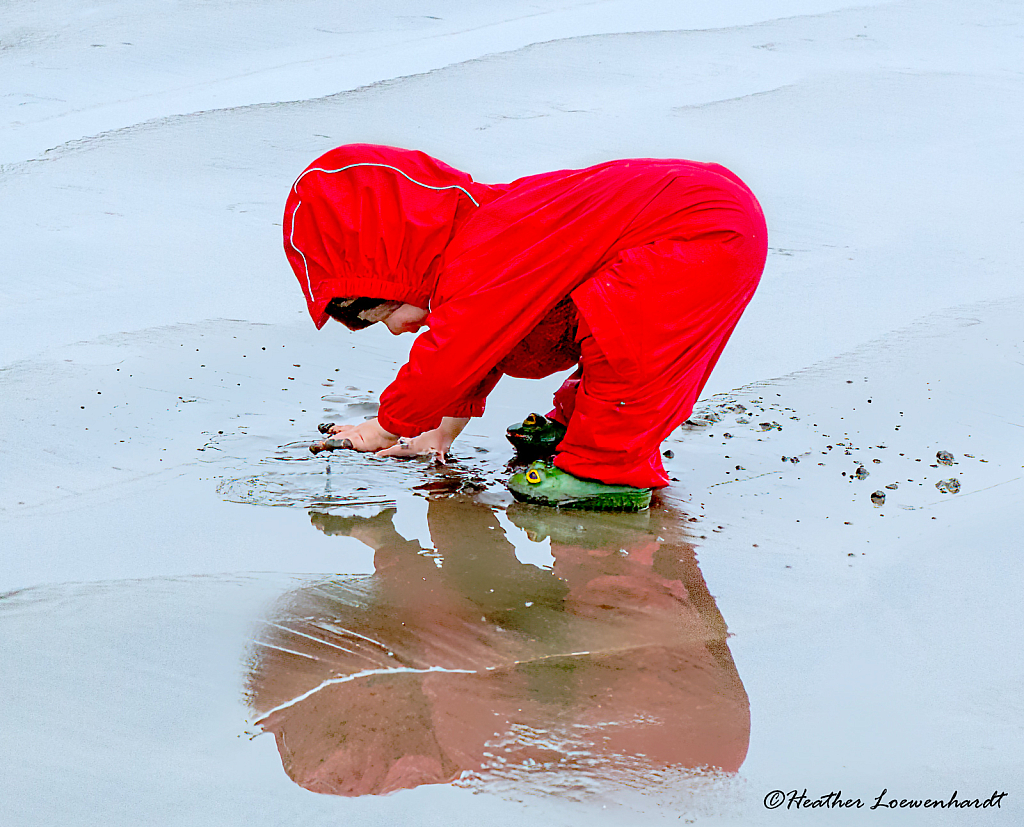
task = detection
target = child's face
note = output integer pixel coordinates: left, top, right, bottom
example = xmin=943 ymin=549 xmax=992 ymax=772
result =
xmin=383 ymin=303 xmax=429 ymax=335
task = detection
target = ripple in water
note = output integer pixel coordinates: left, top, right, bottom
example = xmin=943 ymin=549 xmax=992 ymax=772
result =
xmin=217 ymin=438 xmax=507 ymax=510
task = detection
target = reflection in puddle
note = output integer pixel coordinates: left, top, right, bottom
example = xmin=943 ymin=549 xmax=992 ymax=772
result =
xmin=246 ymin=497 xmax=748 ymax=799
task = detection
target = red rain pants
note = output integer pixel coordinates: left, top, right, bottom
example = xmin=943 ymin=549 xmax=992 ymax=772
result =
xmin=549 ymin=233 xmax=765 ymax=489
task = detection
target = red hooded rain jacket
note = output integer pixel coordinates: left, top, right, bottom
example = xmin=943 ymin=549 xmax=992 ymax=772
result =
xmin=285 ymin=145 xmax=766 ymax=487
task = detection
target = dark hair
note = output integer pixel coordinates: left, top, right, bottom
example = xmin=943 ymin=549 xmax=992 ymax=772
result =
xmin=325 ymin=297 xmax=391 ymax=331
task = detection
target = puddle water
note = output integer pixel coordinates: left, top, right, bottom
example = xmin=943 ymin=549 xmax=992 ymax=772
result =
xmin=215 ymin=430 xmax=509 ymax=511
xmin=246 ymin=495 xmax=749 ymax=799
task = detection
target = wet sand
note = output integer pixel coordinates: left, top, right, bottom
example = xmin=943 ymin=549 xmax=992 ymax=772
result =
xmin=3 ymin=300 xmax=1021 ymax=824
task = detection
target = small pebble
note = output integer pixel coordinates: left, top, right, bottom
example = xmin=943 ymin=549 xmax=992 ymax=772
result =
xmin=870 ymin=491 xmax=885 ymax=505
xmin=935 ymin=478 xmax=961 ymax=494
xmin=855 ymin=466 xmax=869 ymax=480
xmin=936 ymin=450 xmax=954 ymax=465
xmin=663 ymin=449 xmax=674 ymax=459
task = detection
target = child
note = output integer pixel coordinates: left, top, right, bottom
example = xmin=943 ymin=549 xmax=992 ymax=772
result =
xmin=285 ymin=144 xmax=767 ymax=510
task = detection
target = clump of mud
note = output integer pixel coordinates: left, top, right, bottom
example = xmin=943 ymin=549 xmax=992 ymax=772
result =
xmin=682 ymin=410 xmax=722 ymax=428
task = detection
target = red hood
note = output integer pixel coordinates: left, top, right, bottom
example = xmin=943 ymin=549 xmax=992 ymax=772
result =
xmin=284 ymin=145 xmax=497 ymax=329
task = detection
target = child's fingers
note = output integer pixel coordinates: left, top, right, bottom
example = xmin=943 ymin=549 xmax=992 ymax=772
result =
xmin=323 ymin=422 xmax=383 ymax=452
xmin=325 ymin=430 xmax=369 ymax=451
xmin=375 ymin=438 xmax=444 ymax=459
xmin=375 ymin=438 xmax=415 ymax=457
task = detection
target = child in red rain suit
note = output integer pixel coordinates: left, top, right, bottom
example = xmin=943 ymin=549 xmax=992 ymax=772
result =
xmin=284 ymin=144 xmax=767 ymax=510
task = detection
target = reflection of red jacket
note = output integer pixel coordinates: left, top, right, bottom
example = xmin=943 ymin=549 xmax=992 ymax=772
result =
xmin=285 ymin=144 xmax=764 ymax=437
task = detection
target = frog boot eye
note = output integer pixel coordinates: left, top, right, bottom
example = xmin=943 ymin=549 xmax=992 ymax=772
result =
xmin=505 ymin=413 xmax=567 ymax=457
xmin=507 ymin=460 xmax=652 ymax=512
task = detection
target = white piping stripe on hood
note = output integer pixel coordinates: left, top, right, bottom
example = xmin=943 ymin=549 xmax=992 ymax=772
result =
xmin=288 ymin=199 xmax=315 ymax=303
xmin=289 ymin=162 xmax=481 ymax=305
xmin=293 ymin=162 xmax=481 ymax=207
xmin=251 ymin=650 xmax=596 ymax=725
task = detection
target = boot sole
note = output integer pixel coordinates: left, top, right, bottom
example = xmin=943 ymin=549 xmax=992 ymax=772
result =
xmin=508 ymin=485 xmax=652 ymax=512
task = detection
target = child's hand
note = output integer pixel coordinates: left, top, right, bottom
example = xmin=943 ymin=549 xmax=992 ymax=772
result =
xmin=376 ymin=431 xmax=448 ymax=462
xmin=375 ymin=417 xmax=470 ymax=463
xmin=325 ymin=418 xmax=399 ymax=453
